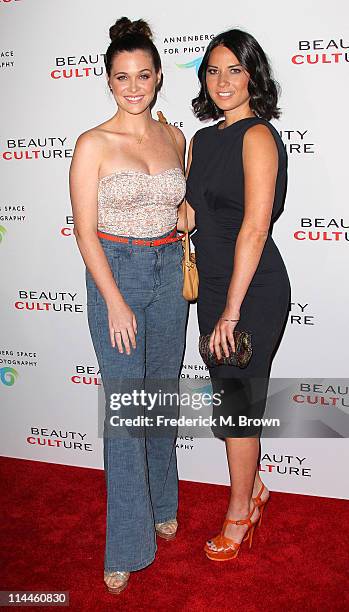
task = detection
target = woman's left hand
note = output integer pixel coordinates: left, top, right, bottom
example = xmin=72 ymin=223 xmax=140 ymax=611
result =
xmin=209 ymin=310 xmax=240 ymax=360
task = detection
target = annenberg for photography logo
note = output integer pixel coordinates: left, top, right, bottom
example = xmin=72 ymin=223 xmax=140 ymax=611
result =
xmin=176 ymin=434 xmax=195 ymax=451
xmin=50 ymin=53 xmax=105 ymax=79
xmin=162 ymin=32 xmax=214 ymax=57
xmin=291 ymin=37 xmax=349 ymax=64
xmin=0 ymin=50 xmax=15 ymax=69
xmin=0 ymin=137 xmax=72 ymax=161
xmin=181 ymin=362 xmax=210 ymax=380
xmin=177 ymin=57 xmax=203 ymax=75
xmin=0 ymin=347 xmax=38 ymax=385
xmin=0 ymin=203 xmax=26 ymax=224
xmin=294 ymin=218 xmax=349 ymax=242
xmin=0 ymin=367 xmax=18 ymax=386
xmin=0 ymin=347 xmax=38 ymax=369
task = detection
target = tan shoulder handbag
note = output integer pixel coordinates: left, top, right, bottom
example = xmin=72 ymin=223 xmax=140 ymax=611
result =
xmin=157 ymin=111 xmax=199 ymax=301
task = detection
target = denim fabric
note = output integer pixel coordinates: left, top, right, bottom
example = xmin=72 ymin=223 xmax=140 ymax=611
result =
xmin=86 ymin=231 xmax=188 ymax=572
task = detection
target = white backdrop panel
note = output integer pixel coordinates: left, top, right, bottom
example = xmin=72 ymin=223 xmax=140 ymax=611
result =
xmin=1 ymin=0 xmax=348 ymax=499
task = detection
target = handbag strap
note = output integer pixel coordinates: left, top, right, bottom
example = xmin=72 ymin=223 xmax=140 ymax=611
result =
xmin=157 ymin=111 xmax=190 ymax=258
xmin=157 ymin=110 xmax=184 ymax=171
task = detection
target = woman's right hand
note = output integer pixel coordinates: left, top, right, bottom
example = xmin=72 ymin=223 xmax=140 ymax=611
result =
xmin=107 ymin=299 xmax=137 ymax=354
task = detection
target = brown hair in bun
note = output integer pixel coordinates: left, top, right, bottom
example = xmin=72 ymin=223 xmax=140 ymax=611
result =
xmin=109 ymin=17 xmax=153 ymax=42
xmin=105 ymin=16 xmax=162 ymax=84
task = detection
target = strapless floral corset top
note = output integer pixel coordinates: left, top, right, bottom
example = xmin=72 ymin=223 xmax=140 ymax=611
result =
xmin=97 ymin=167 xmax=186 ymax=238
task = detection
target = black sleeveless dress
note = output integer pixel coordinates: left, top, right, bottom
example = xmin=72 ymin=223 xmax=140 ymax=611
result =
xmin=186 ymin=117 xmax=291 ymax=437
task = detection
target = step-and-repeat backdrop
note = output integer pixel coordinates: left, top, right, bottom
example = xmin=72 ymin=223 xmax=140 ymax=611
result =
xmin=1 ymin=0 xmax=348 ymax=499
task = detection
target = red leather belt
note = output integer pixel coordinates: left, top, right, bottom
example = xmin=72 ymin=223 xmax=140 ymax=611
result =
xmin=97 ymin=228 xmax=184 ymax=246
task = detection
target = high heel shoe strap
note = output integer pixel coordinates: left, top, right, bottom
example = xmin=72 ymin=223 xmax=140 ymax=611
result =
xmin=253 ymin=483 xmax=266 ymax=506
xmin=223 ymin=505 xmax=256 ymax=531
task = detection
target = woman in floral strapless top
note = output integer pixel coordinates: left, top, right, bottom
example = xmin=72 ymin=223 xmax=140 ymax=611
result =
xmin=69 ymin=17 xmax=188 ymax=595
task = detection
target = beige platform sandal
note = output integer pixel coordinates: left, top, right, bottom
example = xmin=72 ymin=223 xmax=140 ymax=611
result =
xmin=104 ymin=570 xmax=130 ymax=594
xmin=155 ymin=518 xmax=178 ymax=540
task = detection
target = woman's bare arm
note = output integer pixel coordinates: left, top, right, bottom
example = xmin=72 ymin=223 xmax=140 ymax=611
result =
xmin=169 ymin=123 xmax=186 ymax=165
xmin=210 ymin=124 xmax=278 ymax=359
xmin=177 ymin=136 xmax=196 ymax=232
xmin=69 ymin=131 xmax=136 ymax=354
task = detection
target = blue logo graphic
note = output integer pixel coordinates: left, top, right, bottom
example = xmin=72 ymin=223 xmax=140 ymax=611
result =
xmin=194 ymin=383 xmax=213 ymax=396
xmin=186 ymin=382 xmax=215 ymax=405
xmin=176 ymin=57 xmax=203 ymax=75
xmin=0 ymin=367 xmax=19 ymax=386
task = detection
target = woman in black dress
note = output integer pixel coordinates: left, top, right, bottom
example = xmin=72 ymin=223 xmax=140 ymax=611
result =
xmin=185 ymin=29 xmax=290 ymax=561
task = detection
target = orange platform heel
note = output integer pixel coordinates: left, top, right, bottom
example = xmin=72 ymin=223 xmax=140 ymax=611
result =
xmin=204 ymin=506 xmax=259 ymax=562
xmin=252 ymin=483 xmax=270 ymax=528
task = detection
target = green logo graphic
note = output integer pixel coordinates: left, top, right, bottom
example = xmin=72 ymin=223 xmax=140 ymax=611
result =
xmin=0 ymin=226 xmax=7 ymax=243
xmin=0 ymin=367 xmax=19 ymax=386
xmin=176 ymin=57 xmax=203 ymax=75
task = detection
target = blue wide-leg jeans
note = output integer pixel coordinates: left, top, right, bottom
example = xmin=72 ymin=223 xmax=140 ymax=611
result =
xmin=86 ymin=231 xmax=188 ymax=572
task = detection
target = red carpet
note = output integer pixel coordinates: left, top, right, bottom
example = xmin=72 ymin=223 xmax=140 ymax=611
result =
xmin=1 ymin=456 xmax=348 ymax=611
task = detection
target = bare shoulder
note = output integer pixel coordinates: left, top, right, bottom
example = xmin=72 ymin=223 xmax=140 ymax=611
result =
xmin=243 ymin=123 xmax=277 ymax=155
xmin=167 ymin=123 xmax=186 ymax=149
xmin=72 ymin=128 xmax=106 ymax=171
xmin=167 ymin=123 xmax=185 ymax=140
xmin=75 ymin=126 xmax=105 ymax=151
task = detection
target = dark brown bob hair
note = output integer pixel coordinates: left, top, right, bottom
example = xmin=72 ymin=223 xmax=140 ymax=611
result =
xmin=192 ymin=28 xmax=280 ymax=121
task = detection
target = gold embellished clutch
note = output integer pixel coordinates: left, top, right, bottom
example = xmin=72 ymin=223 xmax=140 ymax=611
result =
xmin=199 ymin=331 xmax=252 ymax=368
